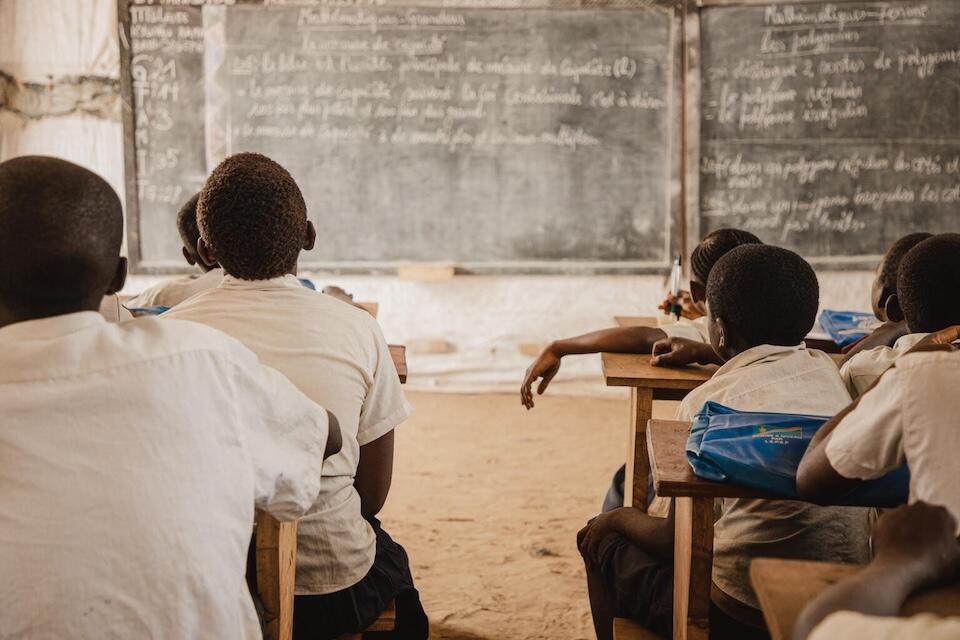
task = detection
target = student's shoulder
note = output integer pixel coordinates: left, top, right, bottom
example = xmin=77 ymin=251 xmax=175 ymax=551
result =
xmin=119 ymin=316 xmax=256 ymax=365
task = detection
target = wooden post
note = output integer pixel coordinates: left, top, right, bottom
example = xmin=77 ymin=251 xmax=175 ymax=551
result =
xmin=255 ymin=511 xmax=298 ymax=640
xmin=625 ymin=387 xmax=654 ymax=510
xmin=673 ymin=497 xmax=714 ymax=640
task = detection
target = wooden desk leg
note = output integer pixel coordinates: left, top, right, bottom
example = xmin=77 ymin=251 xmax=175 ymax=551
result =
xmin=673 ymin=496 xmax=714 ymax=640
xmin=256 ymin=512 xmax=298 ymax=640
xmin=624 ymin=387 xmax=654 ymax=510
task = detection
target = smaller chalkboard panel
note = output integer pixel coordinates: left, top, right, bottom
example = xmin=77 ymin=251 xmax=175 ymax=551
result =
xmin=698 ymin=0 xmax=960 ymax=265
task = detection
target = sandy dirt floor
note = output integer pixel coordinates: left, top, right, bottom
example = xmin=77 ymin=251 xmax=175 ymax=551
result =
xmin=378 ymin=392 xmax=679 ymax=640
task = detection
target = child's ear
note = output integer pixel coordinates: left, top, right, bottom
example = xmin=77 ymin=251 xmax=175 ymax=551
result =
xmin=182 ymin=246 xmax=197 ymax=266
xmin=106 ymin=257 xmax=128 ymax=295
xmin=304 ymin=220 xmax=317 ymax=251
xmin=885 ymin=294 xmax=904 ymax=323
xmin=196 ymin=237 xmax=218 ymax=268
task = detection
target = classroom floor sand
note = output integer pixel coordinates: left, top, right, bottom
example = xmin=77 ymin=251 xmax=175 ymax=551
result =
xmin=379 ymin=392 xmax=680 ymax=640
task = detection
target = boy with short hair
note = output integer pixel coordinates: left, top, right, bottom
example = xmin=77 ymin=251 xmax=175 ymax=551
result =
xmin=576 ymin=245 xmax=873 ymax=640
xmin=839 ymin=233 xmax=960 ymax=397
xmin=520 ymin=228 xmax=760 ymax=409
xmin=0 ymin=156 xmax=340 ymax=639
xmin=797 ymin=324 xmax=960 ymax=531
xmin=125 ymin=192 xmax=225 ymax=310
xmin=164 ymin=152 xmax=424 ymax=640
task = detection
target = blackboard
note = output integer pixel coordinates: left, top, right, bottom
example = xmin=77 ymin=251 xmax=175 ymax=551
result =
xmin=697 ymin=0 xmax=960 ymax=266
xmin=119 ymin=0 xmax=681 ymax=273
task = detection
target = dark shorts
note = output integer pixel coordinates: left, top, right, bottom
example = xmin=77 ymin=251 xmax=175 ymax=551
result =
xmin=595 ymin=532 xmax=769 ymax=640
xmin=293 ymin=518 xmax=428 ymax=640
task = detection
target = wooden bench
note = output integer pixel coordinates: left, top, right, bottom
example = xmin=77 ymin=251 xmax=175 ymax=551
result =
xmin=255 ymin=511 xmax=299 ymax=640
xmin=614 ymin=617 xmax=666 ymax=640
xmin=751 ymin=558 xmax=960 ymax=640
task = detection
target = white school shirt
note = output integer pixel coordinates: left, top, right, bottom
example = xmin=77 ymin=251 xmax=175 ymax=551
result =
xmin=125 ymin=267 xmax=225 ymax=310
xmin=0 ymin=312 xmax=330 ymax=640
xmin=165 ymin=274 xmax=412 ymax=594
xmin=839 ymin=332 xmax=928 ymax=397
xmin=827 ymin=349 xmax=960 ymax=533
xmin=677 ymin=344 xmax=873 ymax=610
xmin=660 ymin=315 xmax=710 ymax=343
xmin=810 ymin=612 xmax=960 ymax=640
xmin=98 ymin=293 xmax=134 ymax=323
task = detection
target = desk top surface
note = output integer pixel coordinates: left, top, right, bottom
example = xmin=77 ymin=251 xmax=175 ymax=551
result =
xmin=647 ymin=419 xmax=777 ymax=499
xmin=751 ymin=558 xmax=960 ymax=640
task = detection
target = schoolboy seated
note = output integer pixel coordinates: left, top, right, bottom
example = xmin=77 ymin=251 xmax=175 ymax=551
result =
xmin=0 ymin=156 xmax=341 ymax=639
xmin=520 ymin=228 xmax=760 ymax=409
xmin=793 ymin=502 xmax=960 ymax=640
xmin=576 ymin=245 xmax=873 ymax=640
xmin=841 ymin=232 xmax=931 ymax=358
xmin=797 ymin=324 xmax=960 ymax=531
xmin=163 ymin=152 xmax=425 ymax=640
xmin=839 ymin=233 xmax=960 ymax=397
xmin=125 ymin=192 xmax=225 ymax=310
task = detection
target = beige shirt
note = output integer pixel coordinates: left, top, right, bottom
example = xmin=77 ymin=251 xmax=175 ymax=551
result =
xmin=810 ymin=612 xmax=960 ymax=640
xmin=827 ymin=350 xmax=960 ymax=533
xmin=0 ymin=313 xmax=330 ymax=639
xmin=98 ymin=293 xmax=134 ymax=323
xmin=165 ymin=274 xmax=412 ymax=594
xmin=125 ymin=267 xmax=224 ymax=310
xmin=660 ymin=315 xmax=710 ymax=343
xmin=677 ymin=344 xmax=873 ymax=610
xmin=839 ymin=333 xmax=928 ymax=397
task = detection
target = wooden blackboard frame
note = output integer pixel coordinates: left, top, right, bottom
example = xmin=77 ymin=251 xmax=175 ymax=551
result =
xmin=118 ymin=0 xmax=686 ymax=275
xmin=688 ymin=0 xmax=940 ymax=271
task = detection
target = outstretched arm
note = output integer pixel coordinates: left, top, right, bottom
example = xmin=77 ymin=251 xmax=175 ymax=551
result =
xmin=793 ymin=503 xmax=960 ymax=640
xmin=521 ymin=326 xmax=667 ymax=409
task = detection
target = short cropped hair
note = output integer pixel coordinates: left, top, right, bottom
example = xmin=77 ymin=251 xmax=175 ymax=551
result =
xmin=691 ymin=228 xmax=762 ymax=284
xmin=897 ymin=234 xmax=960 ymax=333
xmin=707 ymin=244 xmax=819 ymax=347
xmin=0 ymin=156 xmax=122 ymax=314
xmin=176 ymin=193 xmax=201 ymax=258
xmin=879 ymin=232 xmax=932 ymax=295
xmin=198 ymin=153 xmax=307 ymax=280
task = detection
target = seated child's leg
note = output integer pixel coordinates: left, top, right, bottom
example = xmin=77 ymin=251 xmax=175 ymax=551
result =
xmin=293 ymin=519 xmax=427 ymax=640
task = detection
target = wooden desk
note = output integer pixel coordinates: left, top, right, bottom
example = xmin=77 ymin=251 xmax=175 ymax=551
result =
xmin=751 ymin=558 xmax=960 ymax=640
xmin=647 ymin=419 xmax=778 ymax=640
xmin=357 ymin=301 xmax=379 ymax=318
xmin=602 ymin=317 xmax=716 ymax=509
xmin=389 ymin=345 xmax=407 ymax=384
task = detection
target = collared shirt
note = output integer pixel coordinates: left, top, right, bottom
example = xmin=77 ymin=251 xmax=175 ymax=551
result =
xmin=0 ymin=312 xmax=330 ymax=639
xmin=660 ymin=316 xmax=710 ymax=343
xmin=677 ymin=344 xmax=873 ymax=611
xmin=827 ymin=350 xmax=960 ymax=533
xmin=98 ymin=293 xmax=133 ymax=323
xmin=125 ymin=267 xmax=225 ymax=310
xmin=165 ymin=274 xmax=412 ymax=594
xmin=839 ymin=332 xmax=928 ymax=397
xmin=810 ymin=612 xmax=960 ymax=640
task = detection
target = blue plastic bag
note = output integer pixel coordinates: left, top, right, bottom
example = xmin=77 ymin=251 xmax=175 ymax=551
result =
xmin=686 ymin=401 xmax=909 ymax=507
xmin=818 ymin=309 xmax=878 ymax=347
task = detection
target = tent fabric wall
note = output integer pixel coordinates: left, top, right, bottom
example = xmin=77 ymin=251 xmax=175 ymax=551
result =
xmin=0 ymin=0 xmax=874 ymax=393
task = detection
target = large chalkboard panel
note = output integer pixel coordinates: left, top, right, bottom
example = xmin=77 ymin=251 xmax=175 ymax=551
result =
xmin=698 ymin=0 xmax=960 ymax=265
xmin=120 ymin=0 xmax=680 ymax=273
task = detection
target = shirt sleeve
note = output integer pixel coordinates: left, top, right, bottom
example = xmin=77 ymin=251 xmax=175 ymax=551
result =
xmin=824 ymin=366 xmax=906 ymax=481
xmin=356 ymin=320 xmax=413 ymax=446
xmin=809 ymin=612 xmax=960 ymax=640
xmin=660 ymin=317 xmax=708 ymax=343
xmin=229 ymin=346 xmax=329 ymax=521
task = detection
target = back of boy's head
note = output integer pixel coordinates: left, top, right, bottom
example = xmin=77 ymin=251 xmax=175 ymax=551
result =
xmin=707 ymin=244 xmax=819 ymax=348
xmin=897 ymin=234 xmax=960 ymax=334
xmin=176 ymin=193 xmax=202 ymax=260
xmin=198 ymin=152 xmax=307 ymax=280
xmin=877 ymin=231 xmax=932 ymax=296
xmin=0 ymin=156 xmax=123 ymax=317
xmin=690 ymin=228 xmax=762 ymax=284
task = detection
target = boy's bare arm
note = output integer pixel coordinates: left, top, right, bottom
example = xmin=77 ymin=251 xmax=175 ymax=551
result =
xmin=355 ymin=430 xmax=394 ymax=518
xmin=840 ymin=320 xmax=908 ymax=362
xmin=792 ymin=503 xmax=960 ymax=640
xmin=521 ymin=326 xmax=668 ymax=409
xmin=578 ymin=503 xmax=675 ymax=569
